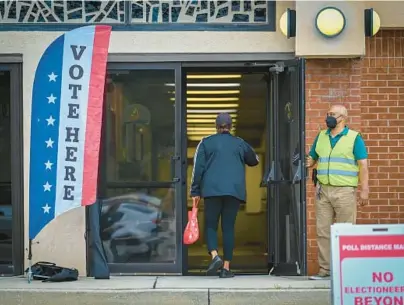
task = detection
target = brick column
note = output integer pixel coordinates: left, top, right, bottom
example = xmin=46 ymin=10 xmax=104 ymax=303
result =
xmin=361 ymin=30 xmax=404 ymax=223
xmin=304 ymin=30 xmax=404 ymax=275
xmin=305 ymin=58 xmax=362 ymax=275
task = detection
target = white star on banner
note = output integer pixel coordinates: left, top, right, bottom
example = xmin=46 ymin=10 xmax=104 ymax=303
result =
xmin=44 ymin=160 xmax=53 ymax=170
xmin=45 ymin=138 xmax=54 ymax=148
xmin=43 ymin=182 xmax=52 ymax=192
xmin=47 ymin=94 xmax=57 ymax=104
xmin=46 ymin=116 xmax=55 ymax=126
xmin=48 ymin=72 xmax=58 ymax=82
xmin=42 ymin=204 xmax=51 ymax=214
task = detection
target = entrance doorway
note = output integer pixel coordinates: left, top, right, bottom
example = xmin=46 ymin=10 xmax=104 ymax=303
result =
xmin=185 ymin=69 xmax=268 ymax=274
xmin=94 ymin=59 xmax=306 ymax=276
xmin=184 ymin=61 xmax=306 ymax=276
xmin=0 ymin=63 xmax=24 ymax=276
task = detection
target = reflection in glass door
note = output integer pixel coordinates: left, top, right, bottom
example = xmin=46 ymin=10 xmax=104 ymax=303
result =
xmin=0 ymin=63 xmax=24 ymax=276
xmin=0 ymin=69 xmax=12 ymax=274
xmin=98 ymin=64 xmax=184 ymax=274
xmin=266 ymin=59 xmax=306 ymax=276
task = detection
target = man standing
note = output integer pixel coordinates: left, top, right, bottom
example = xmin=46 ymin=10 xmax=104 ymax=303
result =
xmin=306 ymin=104 xmax=369 ymax=280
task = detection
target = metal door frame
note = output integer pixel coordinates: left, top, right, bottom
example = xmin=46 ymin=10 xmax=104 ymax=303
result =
xmin=265 ymin=59 xmax=307 ymax=276
xmin=91 ymin=62 xmax=185 ymax=274
xmin=182 ymin=63 xmax=280 ymax=274
xmin=0 ymin=63 xmax=24 ymax=276
xmin=86 ymin=59 xmax=307 ymax=276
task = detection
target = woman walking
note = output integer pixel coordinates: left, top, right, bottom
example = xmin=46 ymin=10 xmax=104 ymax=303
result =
xmin=190 ymin=112 xmax=259 ymax=278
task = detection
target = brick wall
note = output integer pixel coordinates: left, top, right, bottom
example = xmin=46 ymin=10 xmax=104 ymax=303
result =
xmin=305 ymin=30 xmax=404 ymax=275
xmin=361 ymin=30 xmax=404 ymax=222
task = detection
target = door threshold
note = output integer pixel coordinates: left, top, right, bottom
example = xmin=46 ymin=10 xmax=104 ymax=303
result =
xmin=268 ymin=263 xmax=300 ymax=276
xmin=110 ymin=273 xmax=182 ymax=276
xmin=186 ymin=270 xmax=269 ymax=276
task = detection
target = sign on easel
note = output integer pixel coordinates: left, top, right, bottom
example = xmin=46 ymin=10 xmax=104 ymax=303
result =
xmin=331 ymin=224 xmax=404 ymax=305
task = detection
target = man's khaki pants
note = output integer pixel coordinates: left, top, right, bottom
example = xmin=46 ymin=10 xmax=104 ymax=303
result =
xmin=316 ymin=184 xmax=357 ymax=274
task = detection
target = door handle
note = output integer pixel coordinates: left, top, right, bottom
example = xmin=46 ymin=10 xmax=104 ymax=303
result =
xmin=260 ymin=161 xmax=287 ymax=187
xmin=262 ymin=178 xmax=294 ymax=186
xmin=292 ymin=160 xmax=302 ymax=184
xmin=170 ymin=155 xmax=180 ymax=181
xmin=268 ymin=180 xmax=302 ymax=185
xmin=268 ymin=180 xmax=293 ymax=185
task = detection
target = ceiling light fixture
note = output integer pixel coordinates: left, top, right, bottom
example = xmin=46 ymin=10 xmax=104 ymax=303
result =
xmin=187 ymin=131 xmax=217 ymax=136
xmin=170 ymin=97 xmax=239 ymax=102
xmin=188 ymin=127 xmax=236 ymax=132
xmin=187 ymin=133 xmax=235 ymax=141
xmin=165 ymin=83 xmax=241 ymax=87
xmin=187 ymin=109 xmax=238 ymax=113
xmin=186 ymin=103 xmax=239 ymax=108
xmin=187 ymin=74 xmax=242 ymax=79
xmin=188 ymin=127 xmax=230 ymax=132
xmin=188 ymin=136 xmax=208 ymax=141
xmin=187 ymin=118 xmax=237 ymax=123
xmin=187 ymin=130 xmax=236 ymax=135
xmin=188 ymin=97 xmax=239 ymax=102
xmin=187 ymin=114 xmax=238 ymax=119
xmin=169 ymin=90 xmax=240 ymax=95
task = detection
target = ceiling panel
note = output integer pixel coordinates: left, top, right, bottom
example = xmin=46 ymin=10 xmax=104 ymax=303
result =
xmin=186 ymin=72 xmax=267 ymax=148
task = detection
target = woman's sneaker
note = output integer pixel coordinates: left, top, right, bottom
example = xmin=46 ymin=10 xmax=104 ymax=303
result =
xmin=207 ymin=256 xmax=223 ymax=276
xmin=219 ymin=269 xmax=235 ymax=278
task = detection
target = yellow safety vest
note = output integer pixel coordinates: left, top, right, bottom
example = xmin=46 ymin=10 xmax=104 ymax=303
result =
xmin=315 ymin=129 xmax=359 ymax=187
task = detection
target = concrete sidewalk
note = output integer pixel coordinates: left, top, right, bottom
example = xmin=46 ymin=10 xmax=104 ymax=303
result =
xmin=0 ymin=275 xmax=331 ymax=305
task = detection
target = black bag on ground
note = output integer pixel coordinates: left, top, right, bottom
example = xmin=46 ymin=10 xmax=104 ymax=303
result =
xmin=25 ymin=261 xmax=79 ymax=282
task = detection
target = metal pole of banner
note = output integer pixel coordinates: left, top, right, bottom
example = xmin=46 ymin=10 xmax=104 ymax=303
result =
xmin=27 ymin=239 xmax=33 ymax=283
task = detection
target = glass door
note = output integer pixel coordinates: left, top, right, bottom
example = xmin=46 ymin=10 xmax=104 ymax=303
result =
xmin=265 ymin=59 xmax=307 ymax=276
xmin=98 ymin=63 xmax=184 ymax=274
xmin=0 ymin=63 xmax=24 ymax=276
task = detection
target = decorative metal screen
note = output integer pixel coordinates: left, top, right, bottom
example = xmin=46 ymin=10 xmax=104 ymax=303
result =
xmin=0 ymin=0 xmax=125 ymax=23
xmin=130 ymin=1 xmax=269 ymax=24
xmin=0 ymin=0 xmax=273 ymax=29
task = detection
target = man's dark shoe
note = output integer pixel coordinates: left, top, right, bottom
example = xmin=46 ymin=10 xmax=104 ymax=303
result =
xmin=207 ymin=256 xmax=223 ymax=276
xmin=219 ymin=269 xmax=235 ymax=278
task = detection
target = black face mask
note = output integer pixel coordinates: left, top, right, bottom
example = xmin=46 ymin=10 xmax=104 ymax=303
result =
xmin=325 ymin=116 xmax=340 ymax=129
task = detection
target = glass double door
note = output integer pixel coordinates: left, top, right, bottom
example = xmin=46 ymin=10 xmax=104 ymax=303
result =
xmin=97 ymin=60 xmax=306 ymax=275
xmin=98 ymin=64 xmax=185 ymax=274
xmin=264 ymin=59 xmax=307 ymax=275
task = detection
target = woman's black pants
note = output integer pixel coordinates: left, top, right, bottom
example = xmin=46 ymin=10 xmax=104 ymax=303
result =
xmin=204 ymin=195 xmax=241 ymax=261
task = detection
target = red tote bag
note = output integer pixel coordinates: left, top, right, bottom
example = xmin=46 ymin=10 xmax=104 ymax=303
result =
xmin=183 ymin=197 xmax=200 ymax=245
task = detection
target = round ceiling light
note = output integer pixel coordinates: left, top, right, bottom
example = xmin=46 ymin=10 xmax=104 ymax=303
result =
xmin=315 ymin=7 xmax=346 ymax=38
